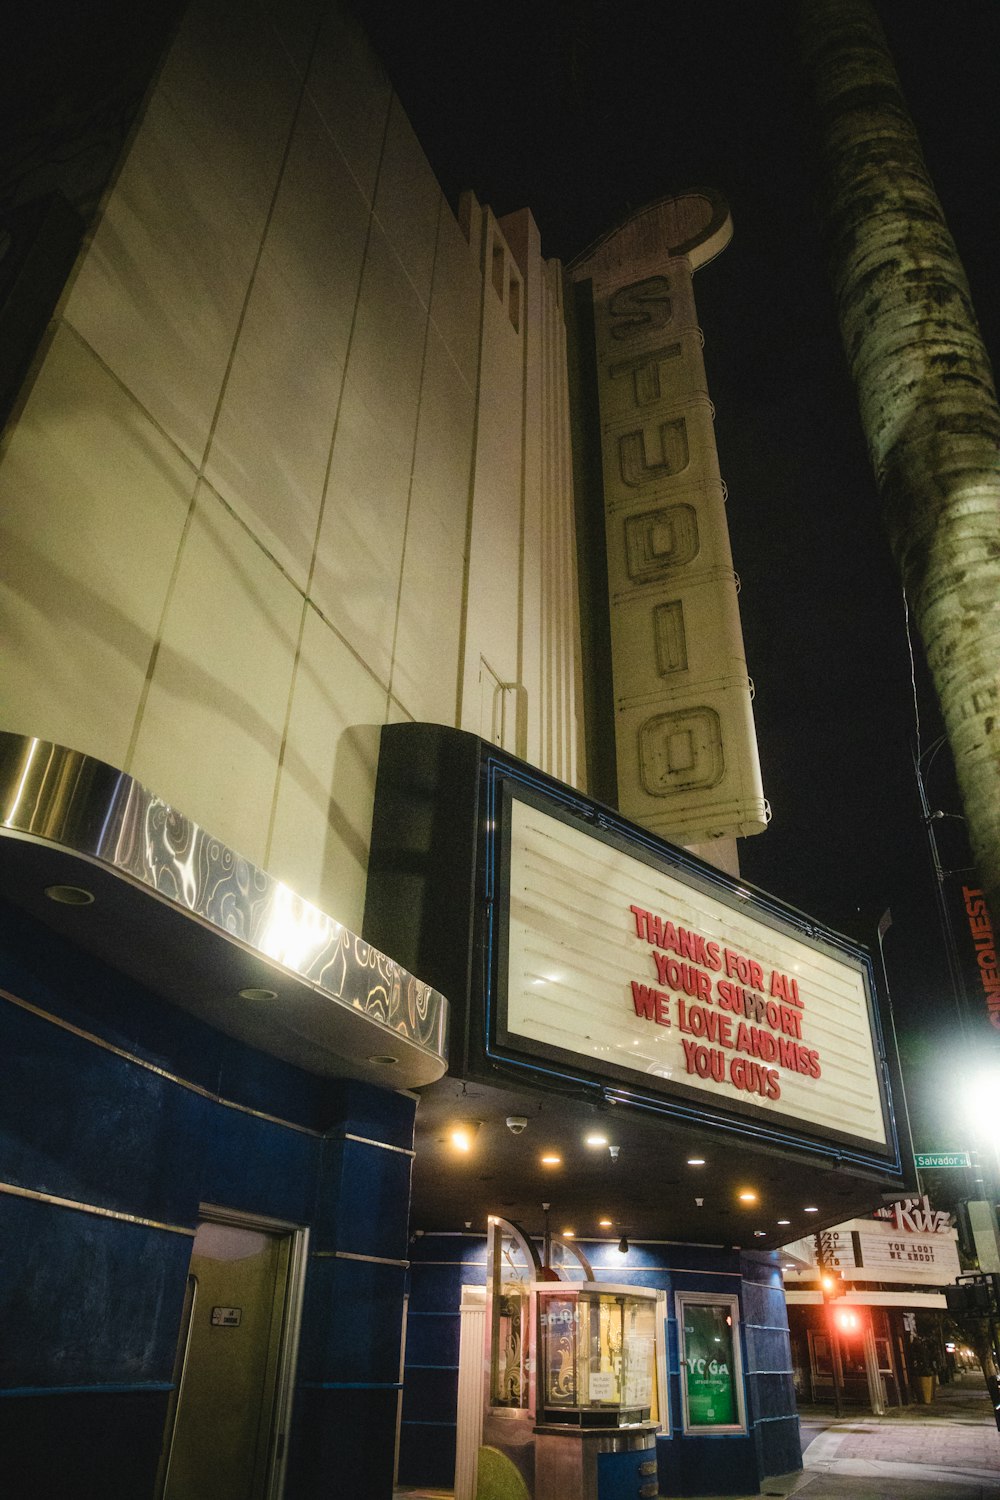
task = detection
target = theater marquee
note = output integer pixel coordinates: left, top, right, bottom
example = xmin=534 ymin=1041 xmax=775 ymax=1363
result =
xmin=365 ymin=724 xmax=903 ymax=1175
xmin=496 ymin=785 xmax=891 ymax=1159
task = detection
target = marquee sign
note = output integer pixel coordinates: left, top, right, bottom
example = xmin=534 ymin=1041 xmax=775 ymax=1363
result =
xmin=496 ymin=784 xmax=892 ymax=1157
xmin=364 ymin=724 xmax=906 ymax=1178
xmin=782 ymin=1198 xmax=961 ymax=1288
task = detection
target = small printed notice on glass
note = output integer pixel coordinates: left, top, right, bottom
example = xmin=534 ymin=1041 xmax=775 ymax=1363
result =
xmin=589 ymin=1371 xmax=617 ymax=1401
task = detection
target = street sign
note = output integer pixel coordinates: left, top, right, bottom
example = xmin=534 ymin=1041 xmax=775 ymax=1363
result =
xmin=914 ymin=1152 xmax=971 ymax=1169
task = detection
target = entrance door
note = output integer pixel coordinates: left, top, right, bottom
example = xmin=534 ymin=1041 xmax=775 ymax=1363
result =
xmin=161 ymin=1214 xmax=301 ymax=1500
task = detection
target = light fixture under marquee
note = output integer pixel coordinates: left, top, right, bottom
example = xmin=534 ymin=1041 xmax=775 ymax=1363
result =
xmin=449 ymin=1121 xmax=481 ymax=1153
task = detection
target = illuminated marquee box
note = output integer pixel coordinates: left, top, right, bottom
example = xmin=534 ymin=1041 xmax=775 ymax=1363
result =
xmin=364 ymin=723 xmax=903 ymax=1173
xmin=499 ymin=792 xmax=887 ymax=1152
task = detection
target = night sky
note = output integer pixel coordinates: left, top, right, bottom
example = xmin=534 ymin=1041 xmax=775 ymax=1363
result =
xmin=350 ymin=0 xmax=1000 ymax=1157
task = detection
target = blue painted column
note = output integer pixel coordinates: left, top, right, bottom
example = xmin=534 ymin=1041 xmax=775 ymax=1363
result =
xmin=286 ymin=1082 xmax=416 ymax=1500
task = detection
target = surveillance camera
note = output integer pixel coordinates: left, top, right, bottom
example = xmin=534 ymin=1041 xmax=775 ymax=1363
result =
xmin=609 ymin=1145 xmax=620 ymax=1161
xmin=506 ymin=1116 xmax=528 ymax=1134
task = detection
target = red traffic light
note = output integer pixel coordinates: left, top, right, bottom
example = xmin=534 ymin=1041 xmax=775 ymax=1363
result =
xmin=820 ymin=1270 xmax=847 ymax=1301
xmin=835 ymin=1307 xmax=862 ymax=1335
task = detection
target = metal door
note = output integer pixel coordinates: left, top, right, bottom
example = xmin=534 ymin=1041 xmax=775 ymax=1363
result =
xmin=161 ymin=1213 xmax=303 ymax=1500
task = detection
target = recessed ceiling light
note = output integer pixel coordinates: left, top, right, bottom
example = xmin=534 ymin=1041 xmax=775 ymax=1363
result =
xmin=561 ymin=1228 xmax=575 ymax=1238
xmin=777 ymin=1219 xmax=791 ymax=1226
xmin=687 ymin=1157 xmax=706 ymax=1166
xmin=239 ymin=986 xmax=278 ymax=1001
xmin=585 ymin=1133 xmax=608 ymax=1147
xmin=598 ymin=1217 xmax=613 ymax=1228
xmin=540 ymin=1153 xmax=562 ymax=1167
xmin=738 ymin=1190 xmax=758 ymax=1203
xmin=44 ymin=884 xmax=94 ymax=906
xmin=804 ymin=1206 xmax=819 ymax=1213
xmin=754 ymin=1230 xmax=766 ymax=1238
xmin=368 ymin=1054 xmax=398 ymax=1066
xmin=449 ymin=1122 xmax=481 ymax=1152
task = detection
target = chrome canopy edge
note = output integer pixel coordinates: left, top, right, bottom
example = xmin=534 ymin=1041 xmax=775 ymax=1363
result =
xmin=0 ymin=733 xmax=448 ymax=1086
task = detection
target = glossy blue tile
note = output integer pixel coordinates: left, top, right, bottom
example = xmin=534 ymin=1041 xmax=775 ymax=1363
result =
xmin=297 ymin=1255 xmax=406 ymax=1384
xmin=0 ymin=1195 xmax=190 ymax=1386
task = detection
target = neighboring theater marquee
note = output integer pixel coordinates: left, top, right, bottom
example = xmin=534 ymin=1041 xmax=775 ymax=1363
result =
xmin=364 ymin=725 xmax=904 ymax=1176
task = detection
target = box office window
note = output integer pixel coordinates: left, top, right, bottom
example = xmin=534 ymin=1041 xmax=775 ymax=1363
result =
xmin=676 ymin=1292 xmax=747 ymax=1434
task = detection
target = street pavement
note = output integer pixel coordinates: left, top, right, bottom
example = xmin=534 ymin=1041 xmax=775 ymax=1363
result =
xmin=394 ymin=1374 xmax=1000 ymax=1500
xmin=777 ymin=1374 xmax=1000 ymax=1500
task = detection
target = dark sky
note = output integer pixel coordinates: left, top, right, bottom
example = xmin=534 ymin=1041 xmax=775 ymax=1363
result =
xmin=351 ymin=0 xmax=1000 ymax=1153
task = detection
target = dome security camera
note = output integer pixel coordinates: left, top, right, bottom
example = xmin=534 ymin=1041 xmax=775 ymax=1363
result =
xmin=506 ymin=1116 xmax=528 ymax=1134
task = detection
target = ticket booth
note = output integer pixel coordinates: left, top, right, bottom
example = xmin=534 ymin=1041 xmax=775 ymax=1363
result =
xmin=475 ymin=1216 xmax=660 ymax=1500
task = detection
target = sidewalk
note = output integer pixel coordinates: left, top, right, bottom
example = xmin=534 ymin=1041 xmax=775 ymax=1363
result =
xmin=774 ymin=1375 xmax=1000 ymax=1500
xmin=395 ymin=1376 xmax=1000 ymax=1500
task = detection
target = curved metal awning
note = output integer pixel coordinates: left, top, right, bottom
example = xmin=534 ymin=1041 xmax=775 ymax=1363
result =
xmin=0 ymin=733 xmax=448 ymax=1088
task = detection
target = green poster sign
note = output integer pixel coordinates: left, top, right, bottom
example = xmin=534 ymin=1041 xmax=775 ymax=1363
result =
xmin=683 ymin=1303 xmax=738 ymax=1427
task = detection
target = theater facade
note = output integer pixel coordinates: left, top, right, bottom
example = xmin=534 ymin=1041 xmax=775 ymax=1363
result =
xmin=0 ymin=2 xmax=912 ymax=1496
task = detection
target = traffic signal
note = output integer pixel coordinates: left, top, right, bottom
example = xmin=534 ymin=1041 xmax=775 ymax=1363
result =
xmin=944 ymin=1276 xmax=996 ymax=1316
xmin=820 ymin=1270 xmax=847 ymax=1301
xmin=834 ymin=1306 xmax=862 ymax=1335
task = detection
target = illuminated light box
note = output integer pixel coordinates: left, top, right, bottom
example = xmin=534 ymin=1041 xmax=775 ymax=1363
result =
xmin=364 ymin=724 xmax=904 ymax=1174
xmin=499 ymin=793 xmax=886 ymax=1152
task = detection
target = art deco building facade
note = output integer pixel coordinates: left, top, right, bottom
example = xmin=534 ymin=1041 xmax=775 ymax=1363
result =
xmin=0 ymin=3 xmax=909 ymax=1496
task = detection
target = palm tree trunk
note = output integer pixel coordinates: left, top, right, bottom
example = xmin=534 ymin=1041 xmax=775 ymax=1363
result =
xmin=798 ymin=0 xmax=1000 ymax=938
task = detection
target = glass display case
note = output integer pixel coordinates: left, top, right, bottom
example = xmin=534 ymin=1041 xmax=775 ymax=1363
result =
xmin=536 ymin=1284 xmax=657 ymax=1427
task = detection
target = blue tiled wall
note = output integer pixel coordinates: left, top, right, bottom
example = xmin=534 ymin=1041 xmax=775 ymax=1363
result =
xmin=0 ymin=900 xmax=414 ymax=1500
xmin=740 ymin=1254 xmax=802 ymax=1481
xmin=400 ymin=1236 xmax=487 ymax=1486
xmin=399 ymin=1235 xmax=801 ymax=1496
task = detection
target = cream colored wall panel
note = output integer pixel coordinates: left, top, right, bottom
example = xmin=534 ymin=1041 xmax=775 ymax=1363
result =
xmin=391 ymin=478 xmax=465 ymax=726
xmin=306 ymin=3 xmax=392 ymax=203
xmin=0 ymin=326 xmax=195 ymax=766
xmin=205 ymin=103 xmax=370 ymax=585
xmin=262 ymin=99 xmax=371 ymax=340
xmin=374 ymin=97 xmax=443 ymax=308
xmin=156 ymin=0 xmax=301 ymax=232
xmin=429 ymin=208 xmax=483 ymax=390
xmin=131 ymin=486 xmax=301 ymax=864
xmin=459 ymin=217 xmax=524 ymax=731
xmin=344 ymin=221 xmax=429 ymax=464
xmin=411 ymin=326 xmax=476 ymax=524
xmin=64 ymin=4 xmax=301 ymax=468
xmin=512 ymin=215 xmax=545 ymax=770
xmin=202 ymin=271 xmax=338 ymax=587
xmin=268 ymin=605 xmax=388 ymax=929
xmin=310 ymin=376 xmax=413 ymax=683
xmin=387 ymin=696 xmax=415 ymax=725
xmin=260 ymin=0 xmax=328 ymax=79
